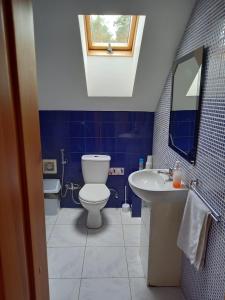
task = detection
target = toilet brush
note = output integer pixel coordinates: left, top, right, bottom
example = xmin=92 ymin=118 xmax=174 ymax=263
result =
xmin=122 ymin=185 xmax=130 ymax=212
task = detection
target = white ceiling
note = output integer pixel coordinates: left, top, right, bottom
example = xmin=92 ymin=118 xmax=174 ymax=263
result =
xmin=33 ymin=0 xmax=196 ymax=112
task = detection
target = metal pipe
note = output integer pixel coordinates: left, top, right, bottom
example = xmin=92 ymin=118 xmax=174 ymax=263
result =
xmin=190 ymin=180 xmax=220 ymax=223
xmin=109 ymin=188 xmax=119 ymax=199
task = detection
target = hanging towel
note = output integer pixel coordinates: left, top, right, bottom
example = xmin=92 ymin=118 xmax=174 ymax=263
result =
xmin=177 ymin=189 xmax=212 ymax=270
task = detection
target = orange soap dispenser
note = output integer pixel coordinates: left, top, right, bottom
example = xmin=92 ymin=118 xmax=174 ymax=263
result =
xmin=173 ymin=161 xmax=182 ymax=188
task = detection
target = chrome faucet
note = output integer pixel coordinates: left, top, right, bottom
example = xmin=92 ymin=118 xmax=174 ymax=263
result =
xmin=157 ymin=168 xmax=174 ymax=181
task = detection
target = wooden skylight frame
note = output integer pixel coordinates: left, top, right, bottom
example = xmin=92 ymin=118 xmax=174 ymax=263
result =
xmin=84 ymin=15 xmax=139 ymax=56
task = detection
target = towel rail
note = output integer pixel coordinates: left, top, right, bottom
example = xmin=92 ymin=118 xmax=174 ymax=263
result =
xmin=189 ymin=180 xmax=221 ymax=223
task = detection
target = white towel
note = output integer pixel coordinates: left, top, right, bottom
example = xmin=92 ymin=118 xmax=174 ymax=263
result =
xmin=177 ymin=190 xmax=212 ymax=270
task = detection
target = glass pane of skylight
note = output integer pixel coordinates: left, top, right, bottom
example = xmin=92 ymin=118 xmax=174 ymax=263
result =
xmin=90 ymin=15 xmax=132 ymax=45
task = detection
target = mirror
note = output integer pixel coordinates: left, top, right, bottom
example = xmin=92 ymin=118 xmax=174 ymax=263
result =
xmin=169 ymin=47 xmax=205 ymax=164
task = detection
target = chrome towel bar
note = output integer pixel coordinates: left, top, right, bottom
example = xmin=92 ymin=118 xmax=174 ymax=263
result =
xmin=189 ymin=180 xmax=221 ymax=223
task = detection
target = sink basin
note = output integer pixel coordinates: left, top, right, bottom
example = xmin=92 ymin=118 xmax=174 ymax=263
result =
xmin=128 ymin=169 xmax=188 ymax=203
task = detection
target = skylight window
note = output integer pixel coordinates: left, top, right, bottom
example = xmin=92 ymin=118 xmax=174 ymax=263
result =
xmin=84 ymin=15 xmax=138 ymax=56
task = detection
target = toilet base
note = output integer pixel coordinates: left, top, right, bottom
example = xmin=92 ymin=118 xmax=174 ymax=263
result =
xmin=87 ymin=209 xmax=102 ymax=228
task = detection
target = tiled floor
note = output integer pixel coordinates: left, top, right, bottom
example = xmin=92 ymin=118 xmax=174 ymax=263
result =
xmin=45 ymin=208 xmax=185 ymax=300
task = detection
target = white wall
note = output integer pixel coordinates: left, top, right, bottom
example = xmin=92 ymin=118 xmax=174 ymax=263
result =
xmin=79 ymin=16 xmax=145 ymax=97
xmin=33 ymin=0 xmax=196 ymax=111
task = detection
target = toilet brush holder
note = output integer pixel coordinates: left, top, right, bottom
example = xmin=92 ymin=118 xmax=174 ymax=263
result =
xmin=122 ymin=203 xmax=130 ymax=212
xmin=122 ymin=186 xmax=130 ymax=212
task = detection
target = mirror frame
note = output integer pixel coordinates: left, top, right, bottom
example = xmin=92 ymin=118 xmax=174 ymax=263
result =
xmin=168 ymin=46 xmax=206 ymax=164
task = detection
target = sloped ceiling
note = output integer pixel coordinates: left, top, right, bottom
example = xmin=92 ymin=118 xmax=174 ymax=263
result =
xmin=33 ymin=0 xmax=196 ymax=112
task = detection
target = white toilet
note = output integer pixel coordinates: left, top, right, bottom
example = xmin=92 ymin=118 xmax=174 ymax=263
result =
xmin=79 ymin=154 xmax=111 ymax=228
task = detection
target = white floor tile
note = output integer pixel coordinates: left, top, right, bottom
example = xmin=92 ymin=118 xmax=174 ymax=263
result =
xmin=87 ymin=225 xmax=124 ymax=246
xmin=49 ymin=279 xmax=80 ymax=300
xmin=45 ymin=215 xmax=58 ymax=225
xmin=48 ymin=225 xmax=87 ymax=247
xmin=56 ymin=208 xmax=87 ymax=225
xmin=79 ymin=278 xmax=131 ymax=300
xmin=102 ymin=208 xmax=122 ymax=224
xmin=123 ymin=225 xmax=141 ymax=246
xmin=46 ymin=224 xmax=54 ymax=241
xmin=125 ymin=247 xmax=144 ymax=277
xmin=129 ymin=278 xmax=185 ymax=300
xmin=82 ymin=247 xmax=128 ymax=278
xmin=47 ymin=247 xmax=85 ymax=278
xmin=121 ymin=211 xmax=141 ymax=225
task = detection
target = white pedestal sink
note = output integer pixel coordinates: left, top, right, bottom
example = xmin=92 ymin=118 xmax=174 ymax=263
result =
xmin=128 ymin=169 xmax=188 ymax=287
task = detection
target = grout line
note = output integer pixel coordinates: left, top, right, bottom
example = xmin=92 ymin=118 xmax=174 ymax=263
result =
xmin=54 ymin=211 xmax=60 ymax=224
xmin=48 ymin=276 xmax=142 ymax=279
xmin=77 ymin=278 xmax=82 ymax=300
xmin=78 ymin=253 xmax=86 ymax=299
xmin=122 ymin=220 xmax=132 ymax=300
xmin=47 ymin=245 xmax=87 ymax=248
xmin=84 ymin=245 xmax=126 ymax=249
xmin=78 ymin=234 xmax=88 ymax=300
xmin=85 ymin=224 xmax=88 ymax=247
xmin=47 ymin=245 xmax=128 ymax=248
xmin=48 ymin=276 xmax=82 ymax=279
xmin=78 ymin=275 xmax=131 ymax=279
xmin=72 ymin=278 xmax=81 ymax=300
xmin=128 ymin=278 xmax=132 ymax=300
xmin=46 ymin=224 xmax=55 ymax=243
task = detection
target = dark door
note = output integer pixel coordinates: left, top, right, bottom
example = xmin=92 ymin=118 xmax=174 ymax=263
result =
xmin=0 ymin=0 xmax=49 ymax=299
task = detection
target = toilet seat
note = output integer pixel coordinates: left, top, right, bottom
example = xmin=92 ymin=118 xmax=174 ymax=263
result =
xmin=79 ymin=184 xmax=110 ymax=203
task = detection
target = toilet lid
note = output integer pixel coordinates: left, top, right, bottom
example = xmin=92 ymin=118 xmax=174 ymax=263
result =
xmin=79 ymin=184 xmax=110 ymax=203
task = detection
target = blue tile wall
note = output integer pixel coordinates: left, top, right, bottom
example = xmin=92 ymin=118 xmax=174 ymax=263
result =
xmin=39 ymin=111 xmax=154 ymax=216
xmin=170 ymin=110 xmax=196 ymax=153
xmin=153 ymin=0 xmax=225 ymax=299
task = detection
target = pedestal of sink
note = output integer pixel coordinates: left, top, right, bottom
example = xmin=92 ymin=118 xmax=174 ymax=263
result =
xmin=140 ymin=198 xmax=186 ymax=286
xmin=128 ymin=169 xmax=188 ymax=287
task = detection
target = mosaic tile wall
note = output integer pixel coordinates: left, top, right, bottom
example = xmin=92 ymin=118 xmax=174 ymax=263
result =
xmin=40 ymin=111 xmax=154 ymax=216
xmin=152 ymin=0 xmax=225 ymax=299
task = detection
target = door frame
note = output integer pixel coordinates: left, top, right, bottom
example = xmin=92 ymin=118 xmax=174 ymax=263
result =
xmin=0 ymin=0 xmax=49 ymax=299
